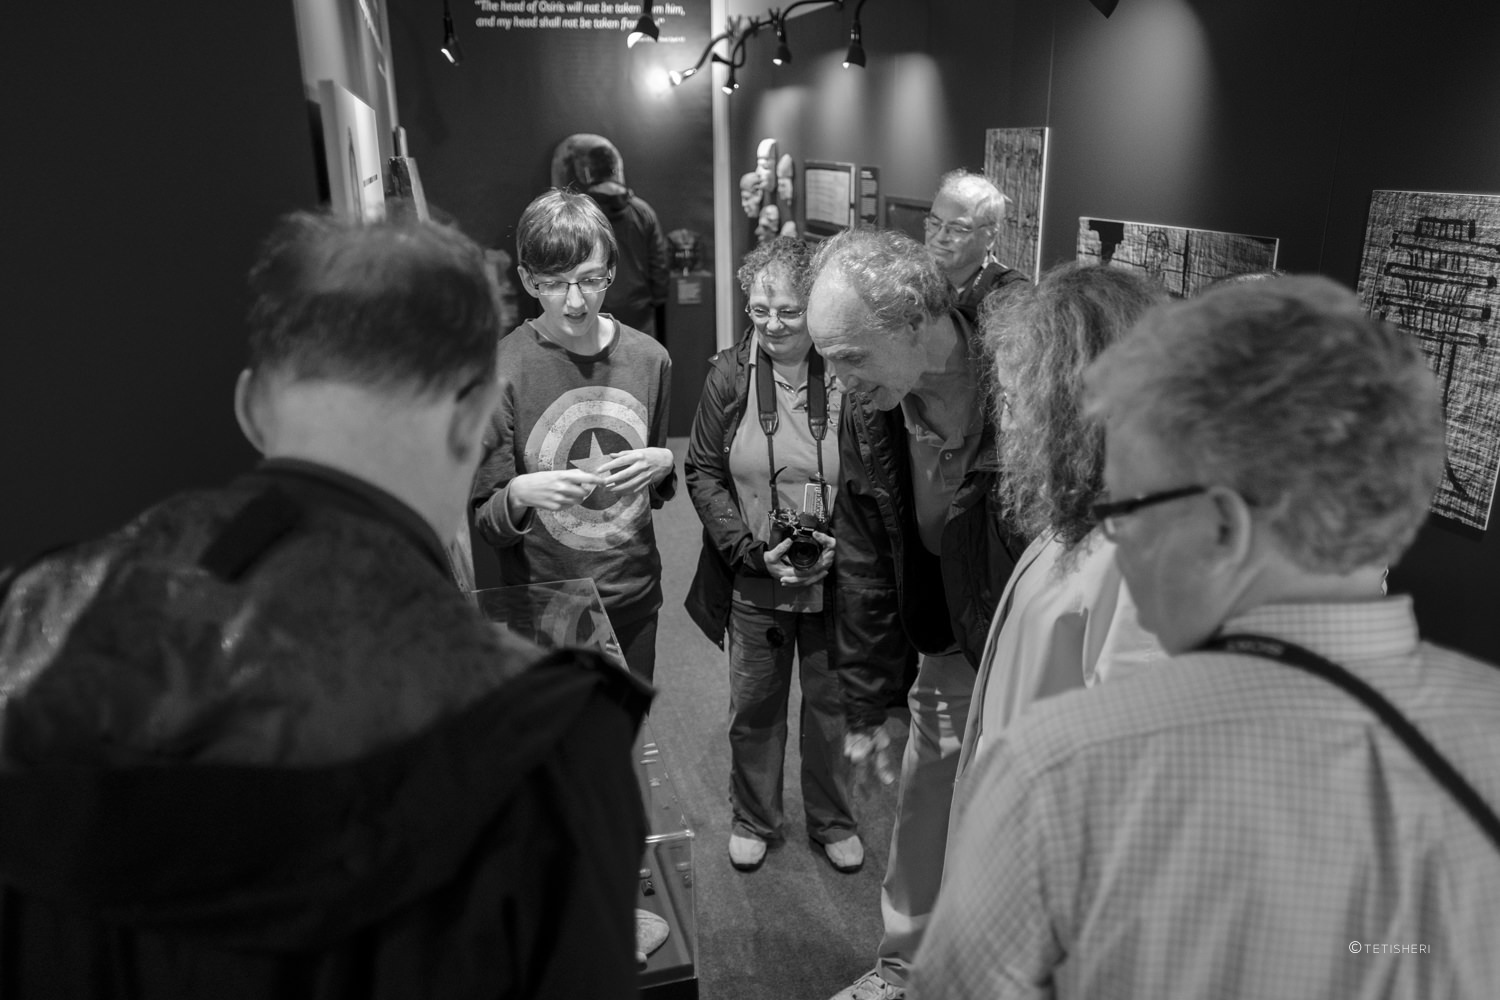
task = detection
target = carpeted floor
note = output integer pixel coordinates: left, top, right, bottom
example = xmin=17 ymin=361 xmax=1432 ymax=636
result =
xmin=647 ymin=437 xmax=908 ymax=1000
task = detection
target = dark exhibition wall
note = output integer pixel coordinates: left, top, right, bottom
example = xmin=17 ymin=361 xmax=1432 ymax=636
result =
xmin=386 ymin=0 xmax=717 ymax=443
xmin=1 ymin=0 xmax=1495 ymax=664
xmin=727 ymin=0 xmax=1500 ymax=662
xmin=385 ymin=0 xmax=715 ymax=296
xmin=0 ymin=5 xmax=316 ymax=569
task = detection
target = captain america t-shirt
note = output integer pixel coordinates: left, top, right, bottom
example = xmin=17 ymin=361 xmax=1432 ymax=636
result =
xmin=472 ymin=317 xmax=672 ymax=624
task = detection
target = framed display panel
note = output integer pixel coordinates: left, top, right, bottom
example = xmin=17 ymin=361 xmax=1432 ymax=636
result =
xmin=884 ymin=196 xmax=931 ymax=245
xmin=803 ymin=159 xmax=857 ymax=239
xmin=1357 ymin=189 xmax=1500 ymax=533
xmin=984 ymin=126 xmax=1049 ymax=280
xmin=1076 ymin=217 xmax=1279 ymax=298
xmin=858 ymin=165 xmax=880 ymax=227
xmin=316 ymin=79 xmax=385 ymax=221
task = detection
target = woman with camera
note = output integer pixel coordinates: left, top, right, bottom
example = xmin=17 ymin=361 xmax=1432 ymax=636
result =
xmin=685 ymin=236 xmax=862 ymax=874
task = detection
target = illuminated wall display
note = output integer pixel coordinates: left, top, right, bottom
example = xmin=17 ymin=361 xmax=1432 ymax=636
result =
xmin=983 ymin=127 xmax=1048 ymax=281
xmin=1358 ymin=189 xmax=1500 ymax=533
xmin=803 ymin=159 xmax=857 ymax=240
xmin=1076 ymin=217 xmax=1279 ymax=298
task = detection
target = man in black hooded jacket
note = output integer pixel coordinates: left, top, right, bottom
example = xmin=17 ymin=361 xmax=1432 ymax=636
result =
xmin=0 ymin=209 xmax=651 ymax=999
xmin=553 ymin=132 xmax=670 ymax=340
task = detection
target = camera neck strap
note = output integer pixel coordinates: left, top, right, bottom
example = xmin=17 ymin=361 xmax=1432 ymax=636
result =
xmin=1198 ymin=632 xmax=1500 ymax=855
xmin=756 ymin=346 xmax=828 ymax=513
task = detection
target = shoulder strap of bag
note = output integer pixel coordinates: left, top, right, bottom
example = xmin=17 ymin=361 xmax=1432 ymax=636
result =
xmin=757 ymin=346 xmax=830 ymax=511
xmin=1201 ymin=632 xmax=1500 ymax=854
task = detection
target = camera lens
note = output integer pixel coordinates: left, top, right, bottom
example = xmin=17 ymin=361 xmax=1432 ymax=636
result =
xmin=787 ymin=538 xmax=822 ymax=571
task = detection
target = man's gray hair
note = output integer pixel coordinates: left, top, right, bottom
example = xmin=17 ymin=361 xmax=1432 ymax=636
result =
xmin=936 ymin=169 xmax=1005 ymax=230
xmin=1084 ymin=275 xmax=1445 ymax=573
xmin=808 ymin=228 xmax=953 ymax=333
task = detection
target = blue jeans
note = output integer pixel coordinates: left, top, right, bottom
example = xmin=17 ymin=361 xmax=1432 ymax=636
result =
xmin=726 ymin=601 xmax=855 ymax=843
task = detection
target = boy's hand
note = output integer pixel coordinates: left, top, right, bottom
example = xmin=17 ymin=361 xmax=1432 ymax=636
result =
xmin=508 ymin=469 xmax=604 ymax=513
xmin=598 ymin=447 xmax=674 ymax=495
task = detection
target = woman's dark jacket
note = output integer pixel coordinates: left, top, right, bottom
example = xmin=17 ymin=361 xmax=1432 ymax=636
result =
xmin=831 ymin=309 xmax=1029 ymax=730
xmin=683 ymin=332 xmax=833 ymax=646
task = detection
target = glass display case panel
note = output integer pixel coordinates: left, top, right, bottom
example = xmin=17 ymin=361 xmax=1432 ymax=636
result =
xmin=472 ymin=580 xmax=697 ymax=996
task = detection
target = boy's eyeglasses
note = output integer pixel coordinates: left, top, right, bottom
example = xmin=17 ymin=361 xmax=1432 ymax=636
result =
xmin=746 ymin=304 xmax=806 ymax=323
xmin=533 ymin=273 xmax=614 ymax=297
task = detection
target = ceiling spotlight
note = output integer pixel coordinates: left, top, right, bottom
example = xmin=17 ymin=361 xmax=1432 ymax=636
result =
xmin=772 ymin=18 xmax=792 ymax=65
xmin=628 ymin=0 xmax=660 ymax=47
xmin=842 ymin=24 xmax=864 ymax=68
xmin=670 ymin=26 xmax=735 ymax=87
xmin=843 ymin=0 xmax=866 ymax=68
xmin=440 ymin=0 xmax=463 ymax=65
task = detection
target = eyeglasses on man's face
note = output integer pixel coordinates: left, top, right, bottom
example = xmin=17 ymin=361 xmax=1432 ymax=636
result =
xmin=746 ymin=304 xmax=806 ymax=324
xmin=531 ymin=272 xmax=614 ymax=297
xmin=923 ymin=213 xmax=993 ymax=240
xmin=1091 ymin=484 xmax=1207 ymax=540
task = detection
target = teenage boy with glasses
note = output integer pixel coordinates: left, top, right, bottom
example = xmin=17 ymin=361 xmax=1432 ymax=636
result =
xmin=472 ymin=189 xmax=676 ymax=683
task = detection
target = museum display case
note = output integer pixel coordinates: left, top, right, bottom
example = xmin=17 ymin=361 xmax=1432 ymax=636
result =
xmin=473 ymin=580 xmax=698 ymax=999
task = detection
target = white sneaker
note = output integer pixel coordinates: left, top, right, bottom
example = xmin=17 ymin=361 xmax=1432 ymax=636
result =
xmin=728 ymin=832 xmax=767 ymax=870
xmin=828 ymin=969 xmax=905 ymax=1000
xmin=822 ymin=833 xmax=865 ymax=873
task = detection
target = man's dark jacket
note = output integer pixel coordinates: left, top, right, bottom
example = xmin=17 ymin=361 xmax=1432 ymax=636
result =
xmin=955 ymin=260 xmax=1028 ymax=322
xmin=831 ymin=309 xmax=1028 ymax=730
xmin=589 ymin=189 xmax=670 ymax=340
xmin=0 ymin=464 xmax=649 ymax=999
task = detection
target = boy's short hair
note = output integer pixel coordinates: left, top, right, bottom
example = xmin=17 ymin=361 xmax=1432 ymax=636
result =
xmin=515 ymin=188 xmax=619 ymax=275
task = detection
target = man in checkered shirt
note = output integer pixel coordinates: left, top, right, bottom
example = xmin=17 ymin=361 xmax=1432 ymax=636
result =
xmin=913 ymin=275 xmax=1500 ymax=998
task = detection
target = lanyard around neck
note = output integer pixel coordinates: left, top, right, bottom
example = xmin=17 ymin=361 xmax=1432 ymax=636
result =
xmin=1199 ymin=632 xmax=1500 ymax=854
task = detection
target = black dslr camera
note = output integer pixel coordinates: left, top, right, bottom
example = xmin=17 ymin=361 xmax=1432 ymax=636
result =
xmin=768 ymin=478 xmax=832 ymax=572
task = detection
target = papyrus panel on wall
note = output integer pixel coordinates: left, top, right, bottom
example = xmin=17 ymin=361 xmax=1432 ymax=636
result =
xmin=1358 ymin=189 xmax=1500 ymax=532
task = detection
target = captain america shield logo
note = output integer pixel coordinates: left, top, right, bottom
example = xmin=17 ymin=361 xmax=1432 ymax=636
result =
xmin=525 ymin=386 xmax=651 ymax=552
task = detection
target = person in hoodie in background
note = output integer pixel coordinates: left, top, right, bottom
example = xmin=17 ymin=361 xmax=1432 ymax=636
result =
xmin=553 ymin=133 xmax=670 ymax=342
xmin=0 ymin=208 xmax=651 ymax=1000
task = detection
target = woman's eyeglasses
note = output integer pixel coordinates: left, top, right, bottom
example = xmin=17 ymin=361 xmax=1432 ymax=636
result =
xmin=746 ymin=304 xmax=806 ymax=323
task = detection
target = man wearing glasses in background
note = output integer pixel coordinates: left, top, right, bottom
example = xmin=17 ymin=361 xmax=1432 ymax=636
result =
xmin=924 ymin=169 xmax=1028 ymax=320
xmin=473 ymin=189 xmax=676 ymax=683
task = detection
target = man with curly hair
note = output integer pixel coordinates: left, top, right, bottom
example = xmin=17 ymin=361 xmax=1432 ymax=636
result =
xmin=808 ymin=228 xmax=1027 ymax=1000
